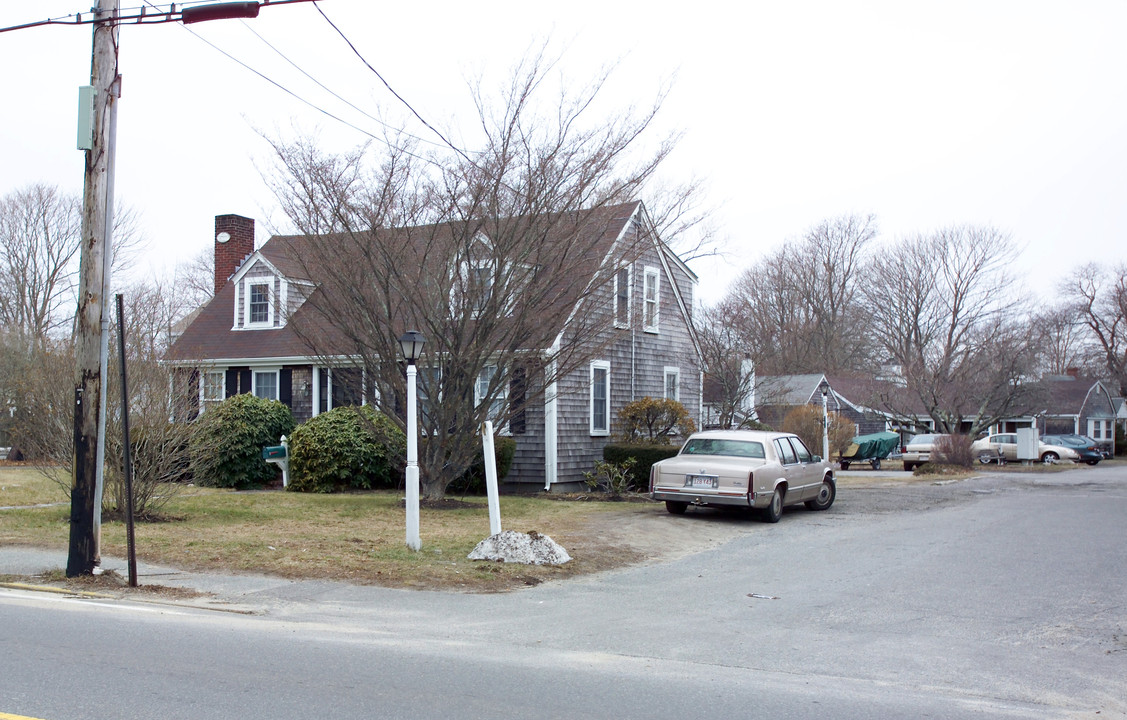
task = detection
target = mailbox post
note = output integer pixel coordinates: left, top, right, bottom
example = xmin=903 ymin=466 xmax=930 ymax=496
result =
xmin=262 ymin=435 xmax=290 ymax=488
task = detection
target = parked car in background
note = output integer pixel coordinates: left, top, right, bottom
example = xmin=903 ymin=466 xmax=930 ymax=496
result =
xmin=649 ymin=430 xmax=835 ymax=523
xmin=1041 ymin=435 xmax=1102 ymax=465
xmin=902 ymin=433 xmax=948 ymax=471
xmin=971 ymin=433 xmax=1080 ymax=464
xmin=1071 ymin=435 xmax=1113 ymax=459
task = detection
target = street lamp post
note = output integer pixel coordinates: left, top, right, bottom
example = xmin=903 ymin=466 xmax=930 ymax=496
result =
xmin=399 ymin=330 xmax=425 ymax=551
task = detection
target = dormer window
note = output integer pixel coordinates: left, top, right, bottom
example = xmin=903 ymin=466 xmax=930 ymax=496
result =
xmin=249 ymin=283 xmax=270 ymax=324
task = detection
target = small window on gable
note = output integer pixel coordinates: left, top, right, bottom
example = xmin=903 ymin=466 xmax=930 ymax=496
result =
xmin=250 ymin=283 xmax=269 ymax=323
xmin=614 ymin=266 xmax=631 ymax=328
xmin=590 ymin=361 xmax=610 ymax=436
xmin=643 ymin=266 xmax=660 ymax=332
xmin=470 ymin=264 xmax=494 ymax=314
xmin=664 ymin=367 xmax=680 ymax=402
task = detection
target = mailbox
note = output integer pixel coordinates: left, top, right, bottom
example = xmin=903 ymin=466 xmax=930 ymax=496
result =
xmin=262 ymin=436 xmax=290 ymax=487
xmin=262 ymin=445 xmax=287 ymax=461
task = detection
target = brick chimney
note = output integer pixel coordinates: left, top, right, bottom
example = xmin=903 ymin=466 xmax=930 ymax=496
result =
xmin=1066 ymin=367 xmax=1080 ymax=379
xmin=214 ymin=214 xmax=255 ymax=294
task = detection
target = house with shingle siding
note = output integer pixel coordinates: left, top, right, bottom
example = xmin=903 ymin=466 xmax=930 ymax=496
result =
xmin=167 ymin=202 xmax=702 ymax=490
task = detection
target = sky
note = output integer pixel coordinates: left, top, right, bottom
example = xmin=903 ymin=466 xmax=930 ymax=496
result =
xmin=2 ymin=1 xmax=1125 ymax=306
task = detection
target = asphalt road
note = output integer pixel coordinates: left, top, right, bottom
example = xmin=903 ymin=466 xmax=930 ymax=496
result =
xmin=2 ymin=465 xmax=1125 ymax=719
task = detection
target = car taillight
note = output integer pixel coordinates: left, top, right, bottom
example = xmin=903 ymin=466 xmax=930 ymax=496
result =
xmin=649 ymin=465 xmax=655 ymax=494
xmin=748 ymin=470 xmax=754 ymax=496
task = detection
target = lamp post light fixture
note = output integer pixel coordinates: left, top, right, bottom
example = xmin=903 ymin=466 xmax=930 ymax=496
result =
xmin=399 ymin=330 xmax=425 ymax=551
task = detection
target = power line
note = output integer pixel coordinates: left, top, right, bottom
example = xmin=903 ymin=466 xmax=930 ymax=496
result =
xmin=236 ymin=18 xmax=444 ymax=149
xmin=0 ymin=0 xmax=315 ymax=33
xmin=311 ymin=2 xmax=477 ymax=167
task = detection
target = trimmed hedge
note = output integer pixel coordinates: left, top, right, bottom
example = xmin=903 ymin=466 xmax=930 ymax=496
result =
xmin=447 ymin=435 xmax=517 ymax=495
xmin=288 ymin=405 xmax=406 ymax=493
xmin=602 ymin=442 xmax=681 ymax=489
xmin=189 ymin=393 xmax=295 ymax=489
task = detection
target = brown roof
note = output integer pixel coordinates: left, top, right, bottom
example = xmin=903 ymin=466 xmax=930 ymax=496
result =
xmin=167 ymin=202 xmax=644 ymax=364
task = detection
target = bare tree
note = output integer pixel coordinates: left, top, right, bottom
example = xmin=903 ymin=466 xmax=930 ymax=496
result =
xmin=1060 ymin=263 xmax=1127 ymax=395
xmin=0 ymin=184 xmax=82 ymax=344
xmin=0 ymin=183 xmax=147 ymax=346
xmin=264 ymin=50 xmax=698 ymax=499
xmin=719 ymin=213 xmax=878 ymax=375
xmin=174 ymin=245 xmax=218 ymax=311
xmin=1032 ymin=304 xmax=1094 ymax=377
xmin=696 ymin=302 xmax=757 ymax=428
xmin=862 ymin=225 xmax=1043 ymax=434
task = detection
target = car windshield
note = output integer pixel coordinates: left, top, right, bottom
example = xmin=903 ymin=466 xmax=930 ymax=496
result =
xmin=681 ymin=438 xmax=766 ymax=459
xmin=908 ymin=434 xmax=940 ymax=445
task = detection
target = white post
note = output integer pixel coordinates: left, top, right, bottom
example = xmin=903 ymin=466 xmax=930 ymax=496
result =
xmin=822 ymin=390 xmax=830 ymax=461
xmin=405 ymin=363 xmax=421 ymax=551
xmin=482 ymin=421 xmax=501 ymax=536
xmin=280 ymin=435 xmax=290 ymax=489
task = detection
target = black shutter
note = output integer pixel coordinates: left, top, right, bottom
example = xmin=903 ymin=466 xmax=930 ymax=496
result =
xmin=188 ymin=370 xmax=200 ymax=419
xmin=225 ymin=369 xmax=238 ymax=398
xmin=279 ymin=368 xmax=293 ymax=408
xmin=510 ymin=366 xmax=527 ymax=435
xmin=239 ymin=369 xmax=252 ymax=395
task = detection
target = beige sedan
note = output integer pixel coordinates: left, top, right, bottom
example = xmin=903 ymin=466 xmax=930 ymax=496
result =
xmin=970 ymin=433 xmax=1080 ymax=464
xmin=649 ymin=430 xmax=836 ymax=523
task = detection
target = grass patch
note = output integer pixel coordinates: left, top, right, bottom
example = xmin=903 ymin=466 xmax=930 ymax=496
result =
xmin=1 ymin=468 xmax=662 ymax=592
xmin=0 ymin=465 xmax=68 ymax=507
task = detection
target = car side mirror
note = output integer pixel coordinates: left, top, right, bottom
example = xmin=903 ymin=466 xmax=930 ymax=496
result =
xmin=811 ymin=455 xmax=822 ymax=463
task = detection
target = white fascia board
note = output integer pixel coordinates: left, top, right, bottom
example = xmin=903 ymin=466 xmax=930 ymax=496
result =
xmin=231 ymin=252 xmax=284 ymax=285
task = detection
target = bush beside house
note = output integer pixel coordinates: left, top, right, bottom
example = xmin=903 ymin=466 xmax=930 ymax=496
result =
xmin=189 ymin=394 xmax=295 ymax=489
xmin=287 ymin=405 xmax=406 ymax=493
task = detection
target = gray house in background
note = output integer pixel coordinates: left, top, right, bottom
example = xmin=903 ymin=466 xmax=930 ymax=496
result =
xmin=167 ymin=202 xmax=703 ymax=491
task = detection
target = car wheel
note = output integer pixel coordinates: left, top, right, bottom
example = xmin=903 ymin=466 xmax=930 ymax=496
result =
xmin=1086 ymin=459 xmax=1100 ymax=466
xmin=804 ymin=479 xmax=836 ymax=511
xmin=665 ymin=501 xmax=688 ymax=515
xmin=903 ymin=462 xmax=914 ymax=472
xmin=762 ymin=487 xmax=784 ymax=523
xmin=977 ymin=451 xmax=994 ymax=465
xmin=1041 ymin=451 xmax=1059 ymax=464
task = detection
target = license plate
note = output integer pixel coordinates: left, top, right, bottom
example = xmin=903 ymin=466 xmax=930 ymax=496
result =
xmin=918 ymin=453 xmax=930 ymax=461
xmin=685 ymin=474 xmax=718 ymax=489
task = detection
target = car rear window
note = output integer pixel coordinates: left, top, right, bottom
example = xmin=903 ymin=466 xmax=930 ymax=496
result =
xmin=681 ymin=439 xmax=766 ymax=459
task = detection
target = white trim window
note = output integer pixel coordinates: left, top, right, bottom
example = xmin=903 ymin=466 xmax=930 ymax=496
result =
xmin=613 ymin=266 xmax=631 ymax=329
xmin=643 ymin=266 xmax=660 ymax=332
xmin=244 ymin=278 xmax=274 ymax=328
xmin=253 ymin=369 xmax=279 ymax=400
xmin=664 ymin=366 xmax=680 ymax=402
xmin=475 ymin=365 xmax=507 ymax=432
xmin=590 ymin=360 xmax=611 ymax=436
xmin=202 ymin=370 xmax=225 ymax=411
xmin=1088 ymin=418 xmax=1111 ymax=441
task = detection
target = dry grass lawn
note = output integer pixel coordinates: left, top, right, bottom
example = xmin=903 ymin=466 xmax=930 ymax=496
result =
xmin=0 ymin=465 xmax=662 ymax=592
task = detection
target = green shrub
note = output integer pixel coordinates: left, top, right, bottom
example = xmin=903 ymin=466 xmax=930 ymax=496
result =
xmin=448 ymin=435 xmax=517 ymax=495
xmin=189 ymin=393 xmax=295 ymax=489
xmin=287 ymin=405 xmax=406 ymax=493
xmin=616 ymin=397 xmax=696 ymax=444
xmin=602 ymin=442 xmax=681 ymax=489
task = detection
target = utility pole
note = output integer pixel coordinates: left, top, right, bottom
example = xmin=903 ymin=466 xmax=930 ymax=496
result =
xmin=58 ymin=0 xmax=307 ymax=577
xmin=67 ymin=0 xmax=119 ymax=578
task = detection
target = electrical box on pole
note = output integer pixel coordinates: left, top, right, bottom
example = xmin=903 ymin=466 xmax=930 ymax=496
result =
xmin=77 ymin=86 xmax=95 ymax=150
